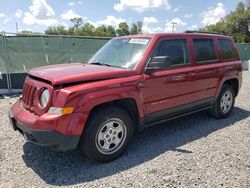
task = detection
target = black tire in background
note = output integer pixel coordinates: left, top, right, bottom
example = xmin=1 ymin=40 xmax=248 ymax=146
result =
xmin=80 ymin=106 xmax=134 ymax=162
xmin=210 ymin=84 xmax=235 ymax=119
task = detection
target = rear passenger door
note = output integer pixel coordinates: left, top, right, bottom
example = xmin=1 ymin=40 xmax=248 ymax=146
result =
xmin=192 ymin=38 xmax=220 ymax=104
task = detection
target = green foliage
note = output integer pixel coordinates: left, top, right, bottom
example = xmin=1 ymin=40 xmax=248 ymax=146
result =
xmin=95 ymin=25 xmax=108 ymax=37
xmin=116 ymin=22 xmax=130 ymax=36
xmin=20 ymin=30 xmax=33 ymax=34
xmin=106 ymin=25 xmax=117 ymax=37
xmin=75 ymin=23 xmax=95 ymax=36
xmin=130 ymin=21 xmax=143 ymax=35
xmin=44 ymin=18 xmax=142 ymax=37
xmin=130 ymin=23 xmax=138 ymax=35
xmin=202 ymin=1 xmax=250 ymax=43
xmin=136 ymin=21 xmax=143 ymax=34
xmin=45 ymin=25 xmax=69 ymax=35
xmin=70 ymin=17 xmax=83 ymax=29
xmin=236 ymin=2 xmax=246 ymax=12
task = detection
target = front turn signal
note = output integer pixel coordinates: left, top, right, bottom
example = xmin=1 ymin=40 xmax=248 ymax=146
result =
xmin=48 ymin=107 xmax=74 ymax=115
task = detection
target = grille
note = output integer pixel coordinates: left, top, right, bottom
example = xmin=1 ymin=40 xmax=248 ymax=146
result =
xmin=22 ymin=82 xmax=37 ymax=109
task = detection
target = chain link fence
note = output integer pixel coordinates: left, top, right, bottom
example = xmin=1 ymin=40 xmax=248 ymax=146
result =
xmin=0 ymin=32 xmax=110 ymax=93
xmin=236 ymin=43 xmax=250 ymax=61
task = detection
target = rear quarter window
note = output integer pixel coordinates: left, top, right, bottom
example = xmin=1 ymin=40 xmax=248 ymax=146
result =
xmin=218 ymin=39 xmax=238 ymax=60
xmin=193 ymin=39 xmax=217 ymax=62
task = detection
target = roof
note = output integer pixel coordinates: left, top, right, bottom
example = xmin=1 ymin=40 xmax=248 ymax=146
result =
xmin=118 ymin=32 xmax=232 ymax=40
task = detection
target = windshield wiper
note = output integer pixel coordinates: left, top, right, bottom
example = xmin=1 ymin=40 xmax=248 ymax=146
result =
xmin=90 ymin=62 xmax=111 ymax=67
xmin=90 ymin=62 xmax=128 ymax=69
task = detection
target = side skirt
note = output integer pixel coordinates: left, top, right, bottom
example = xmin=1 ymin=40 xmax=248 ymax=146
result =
xmin=144 ymin=106 xmax=212 ymax=128
xmin=138 ymin=97 xmax=215 ymax=131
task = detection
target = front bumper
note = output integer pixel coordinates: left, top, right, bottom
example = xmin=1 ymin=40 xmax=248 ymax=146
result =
xmin=9 ymin=99 xmax=84 ymax=151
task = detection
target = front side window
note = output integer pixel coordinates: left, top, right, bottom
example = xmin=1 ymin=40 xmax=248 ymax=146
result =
xmin=219 ymin=39 xmax=238 ymax=60
xmin=88 ymin=38 xmax=151 ymax=69
xmin=193 ymin=39 xmax=217 ymax=62
xmin=151 ymin=39 xmax=189 ymax=66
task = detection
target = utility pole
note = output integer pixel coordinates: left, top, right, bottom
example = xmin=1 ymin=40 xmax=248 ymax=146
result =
xmin=16 ymin=22 xmax=19 ymax=34
xmin=170 ymin=22 xmax=177 ymax=33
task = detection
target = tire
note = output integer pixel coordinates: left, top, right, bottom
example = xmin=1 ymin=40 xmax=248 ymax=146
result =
xmin=210 ymin=84 xmax=235 ymax=119
xmin=80 ymin=106 xmax=134 ymax=162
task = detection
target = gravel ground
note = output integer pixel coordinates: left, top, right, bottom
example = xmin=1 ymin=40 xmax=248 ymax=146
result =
xmin=0 ymin=72 xmax=250 ymax=188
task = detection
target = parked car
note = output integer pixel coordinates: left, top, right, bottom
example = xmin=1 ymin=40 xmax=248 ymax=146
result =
xmin=9 ymin=32 xmax=242 ymax=162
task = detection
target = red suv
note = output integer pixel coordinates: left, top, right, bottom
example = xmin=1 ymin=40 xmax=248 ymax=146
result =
xmin=9 ymin=32 xmax=242 ymax=162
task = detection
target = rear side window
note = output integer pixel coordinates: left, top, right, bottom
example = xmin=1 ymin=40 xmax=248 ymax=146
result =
xmin=193 ymin=39 xmax=217 ymax=62
xmin=219 ymin=39 xmax=238 ymax=60
xmin=152 ymin=39 xmax=189 ymax=66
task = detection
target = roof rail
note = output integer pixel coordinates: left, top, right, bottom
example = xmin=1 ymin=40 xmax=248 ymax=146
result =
xmin=185 ymin=30 xmax=228 ymax=36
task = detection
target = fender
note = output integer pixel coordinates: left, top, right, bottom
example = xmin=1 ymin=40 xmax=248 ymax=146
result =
xmin=213 ymin=61 xmax=242 ymax=98
xmin=55 ymin=75 xmax=145 ymax=134
xmin=74 ymin=86 xmax=144 ymax=117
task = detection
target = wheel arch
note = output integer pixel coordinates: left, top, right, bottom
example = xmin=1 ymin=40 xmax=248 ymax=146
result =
xmin=216 ymin=77 xmax=240 ymax=98
xmin=86 ymin=98 xmax=141 ymax=132
xmin=223 ymin=78 xmax=239 ymax=97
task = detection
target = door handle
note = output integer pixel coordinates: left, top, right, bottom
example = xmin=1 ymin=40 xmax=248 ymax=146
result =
xmin=167 ymin=75 xmax=185 ymax=81
xmin=187 ymin=72 xmax=196 ymax=76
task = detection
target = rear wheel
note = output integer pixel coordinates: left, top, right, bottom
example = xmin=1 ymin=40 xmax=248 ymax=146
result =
xmin=80 ymin=106 xmax=134 ymax=162
xmin=210 ymin=84 xmax=235 ymax=119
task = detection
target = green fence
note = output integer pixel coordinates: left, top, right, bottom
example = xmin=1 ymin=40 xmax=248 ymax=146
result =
xmin=0 ymin=33 xmax=110 ymax=91
xmin=1 ymin=34 xmax=110 ymax=73
xmin=0 ymin=34 xmax=7 ymax=74
xmin=236 ymin=43 xmax=250 ymax=61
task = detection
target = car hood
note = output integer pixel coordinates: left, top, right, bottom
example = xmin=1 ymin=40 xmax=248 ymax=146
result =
xmin=29 ymin=63 xmax=137 ymax=85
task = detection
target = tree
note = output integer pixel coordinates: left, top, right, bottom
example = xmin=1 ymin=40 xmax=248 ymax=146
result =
xmin=106 ymin=25 xmax=116 ymax=37
xmin=94 ymin=25 xmax=117 ymax=37
xmin=45 ymin=25 xmax=69 ymax=35
xmin=130 ymin=21 xmax=143 ymax=35
xmin=136 ymin=21 xmax=143 ymax=34
xmin=20 ymin=30 xmax=33 ymax=35
xmin=95 ymin=25 xmax=108 ymax=37
xmin=43 ymin=21 xmax=144 ymax=37
xmin=116 ymin=22 xmax=130 ymax=36
xmin=70 ymin=17 xmax=83 ymax=29
xmin=68 ymin=27 xmax=75 ymax=35
xmin=76 ymin=23 xmax=95 ymax=36
xmin=201 ymin=1 xmax=250 ymax=43
xmin=130 ymin=23 xmax=138 ymax=35
xmin=236 ymin=2 xmax=245 ymax=12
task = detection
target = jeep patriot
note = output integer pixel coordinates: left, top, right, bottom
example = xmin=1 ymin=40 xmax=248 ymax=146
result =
xmin=9 ymin=32 xmax=242 ymax=162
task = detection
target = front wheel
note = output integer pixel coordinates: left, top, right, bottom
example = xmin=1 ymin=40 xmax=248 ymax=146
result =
xmin=80 ymin=106 xmax=134 ymax=162
xmin=210 ymin=84 xmax=235 ymax=119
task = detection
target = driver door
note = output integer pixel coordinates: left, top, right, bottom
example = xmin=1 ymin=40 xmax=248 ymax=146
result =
xmin=140 ymin=38 xmax=196 ymax=123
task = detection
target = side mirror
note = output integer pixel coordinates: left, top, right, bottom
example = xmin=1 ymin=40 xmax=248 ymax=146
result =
xmin=146 ymin=56 xmax=171 ymax=72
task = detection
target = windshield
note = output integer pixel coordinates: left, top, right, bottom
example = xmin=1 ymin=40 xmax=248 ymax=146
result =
xmin=88 ymin=38 xmax=151 ymax=69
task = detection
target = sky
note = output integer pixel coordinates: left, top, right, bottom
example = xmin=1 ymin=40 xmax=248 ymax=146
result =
xmin=0 ymin=0 xmax=242 ymax=33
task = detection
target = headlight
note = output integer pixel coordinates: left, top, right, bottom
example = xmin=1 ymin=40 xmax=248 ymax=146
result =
xmin=40 ymin=89 xmax=50 ymax=107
